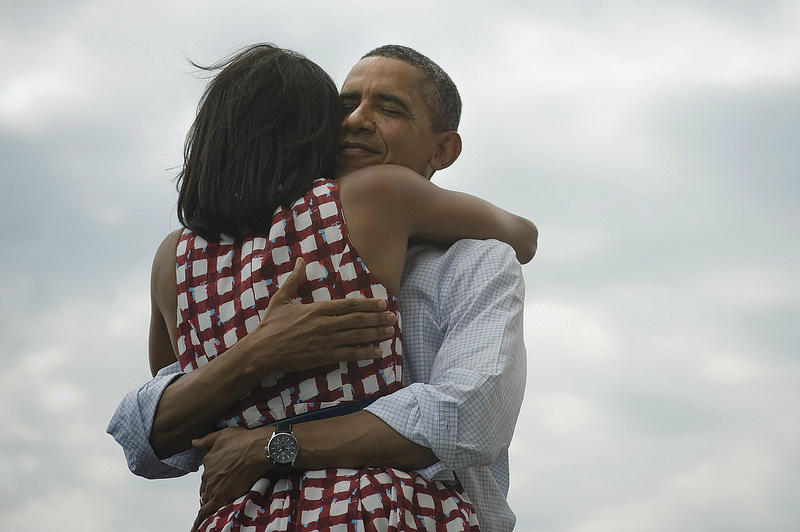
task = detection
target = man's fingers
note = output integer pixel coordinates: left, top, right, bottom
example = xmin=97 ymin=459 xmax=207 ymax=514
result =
xmin=191 ymin=505 xmax=211 ymax=532
xmin=270 ymin=257 xmax=307 ymax=307
xmin=192 ymin=431 xmax=221 ymax=451
xmin=193 ymin=493 xmax=227 ymax=532
xmin=317 ymin=311 xmax=396 ymax=333
xmin=192 ymin=495 xmax=220 ymax=531
xmin=315 ymin=297 xmax=387 ymax=316
xmin=328 ymin=325 xmax=396 ymax=348
xmin=191 ymin=508 xmax=204 ymax=532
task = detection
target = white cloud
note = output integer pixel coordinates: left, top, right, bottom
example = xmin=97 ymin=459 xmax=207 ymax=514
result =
xmin=0 ymin=70 xmax=75 ymax=129
xmin=691 ymin=260 xmax=800 ymax=311
xmin=2 ymin=1 xmax=799 ymax=530
xmin=0 ymin=31 xmax=94 ymax=132
xmin=525 ymin=299 xmax=618 ymax=361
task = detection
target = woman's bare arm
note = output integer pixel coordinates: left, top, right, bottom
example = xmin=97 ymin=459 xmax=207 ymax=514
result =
xmin=342 ymin=165 xmax=538 ymax=264
xmin=148 ymin=230 xmax=182 ymax=376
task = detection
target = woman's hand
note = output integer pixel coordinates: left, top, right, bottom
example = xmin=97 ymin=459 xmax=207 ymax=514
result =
xmin=190 ymin=426 xmax=273 ymax=532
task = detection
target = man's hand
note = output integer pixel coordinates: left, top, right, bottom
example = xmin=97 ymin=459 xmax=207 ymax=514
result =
xmin=189 ymin=412 xmax=438 ymax=531
xmin=243 ymin=256 xmax=398 ymax=375
xmin=151 ymin=257 xmax=397 ymax=459
xmin=190 ymin=426 xmax=273 ymax=532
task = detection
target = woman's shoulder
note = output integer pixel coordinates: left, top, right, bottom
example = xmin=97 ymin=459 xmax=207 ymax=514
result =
xmin=150 ymin=229 xmax=183 ymax=314
xmin=338 ymin=164 xmax=426 ymax=204
xmin=151 ymin=229 xmax=183 ymax=281
xmin=153 ymin=229 xmax=183 ymax=263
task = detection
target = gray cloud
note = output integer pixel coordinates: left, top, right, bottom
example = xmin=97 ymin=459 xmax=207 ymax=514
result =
xmin=1 ymin=1 xmax=799 ymax=531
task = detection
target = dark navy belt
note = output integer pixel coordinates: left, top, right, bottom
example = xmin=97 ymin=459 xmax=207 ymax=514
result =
xmin=267 ymin=398 xmax=378 ymax=426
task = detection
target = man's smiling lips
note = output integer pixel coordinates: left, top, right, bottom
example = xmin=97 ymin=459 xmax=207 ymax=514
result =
xmin=339 ymin=140 xmax=381 ymax=158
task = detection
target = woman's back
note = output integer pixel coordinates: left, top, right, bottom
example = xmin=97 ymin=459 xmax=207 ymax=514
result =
xmin=176 ymin=178 xmax=404 ymax=428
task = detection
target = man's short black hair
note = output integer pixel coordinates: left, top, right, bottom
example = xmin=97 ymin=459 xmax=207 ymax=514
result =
xmin=362 ymin=45 xmax=461 ymax=132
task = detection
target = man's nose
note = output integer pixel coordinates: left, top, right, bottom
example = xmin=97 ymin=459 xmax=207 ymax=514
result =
xmin=342 ymin=103 xmax=376 ymax=133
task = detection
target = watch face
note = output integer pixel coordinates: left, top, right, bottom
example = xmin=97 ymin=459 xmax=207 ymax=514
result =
xmin=268 ymin=433 xmax=298 ymax=464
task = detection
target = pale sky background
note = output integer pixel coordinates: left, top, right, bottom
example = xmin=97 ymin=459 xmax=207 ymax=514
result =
xmin=1 ymin=1 xmax=798 ymax=531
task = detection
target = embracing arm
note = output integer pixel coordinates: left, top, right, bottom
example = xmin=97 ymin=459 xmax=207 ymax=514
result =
xmin=108 ymin=237 xmax=397 ymax=476
xmin=191 ymin=240 xmax=525 ymax=525
xmin=344 ymin=164 xmax=537 ymax=263
xmin=146 ymin=229 xmax=270 ymax=459
xmin=150 ymin=256 xmax=397 ymax=457
xmin=212 ymin=241 xmax=525 ymax=473
xmin=190 ymin=408 xmax=435 ymax=529
xmin=106 ymin=361 xmax=197 ymax=478
xmin=365 ymin=240 xmax=526 ymax=473
xmin=190 ymin=210 xmax=523 ymax=526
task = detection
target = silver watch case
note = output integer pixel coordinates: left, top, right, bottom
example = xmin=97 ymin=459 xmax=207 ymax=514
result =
xmin=266 ymin=426 xmax=298 ymax=466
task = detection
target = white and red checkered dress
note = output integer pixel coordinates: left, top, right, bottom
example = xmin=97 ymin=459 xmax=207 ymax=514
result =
xmin=176 ymin=179 xmax=480 ymax=531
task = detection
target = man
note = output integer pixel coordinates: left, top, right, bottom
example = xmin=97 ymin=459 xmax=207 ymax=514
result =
xmin=108 ymin=45 xmax=528 ymax=531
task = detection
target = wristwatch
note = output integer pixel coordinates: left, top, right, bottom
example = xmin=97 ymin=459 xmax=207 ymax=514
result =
xmin=266 ymin=422 xmax=298 ymax=474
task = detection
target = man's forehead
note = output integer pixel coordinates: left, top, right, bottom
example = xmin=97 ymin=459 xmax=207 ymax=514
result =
xmin=341 ymin=57 xmax=423 ymax=100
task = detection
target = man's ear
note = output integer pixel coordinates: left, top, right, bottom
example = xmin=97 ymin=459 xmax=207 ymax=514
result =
xmin=430 ymin=131 xmax=462 ymax=172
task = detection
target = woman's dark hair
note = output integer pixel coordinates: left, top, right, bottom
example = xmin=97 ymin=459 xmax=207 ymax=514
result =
xmin=176 ymin=44 xmax=342 ymax=241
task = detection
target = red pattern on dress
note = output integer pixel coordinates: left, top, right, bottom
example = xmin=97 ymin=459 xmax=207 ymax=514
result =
xmin=175 ymin=179 xmax=479 ymax=531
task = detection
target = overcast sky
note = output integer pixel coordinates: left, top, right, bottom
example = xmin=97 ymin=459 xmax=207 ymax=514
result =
xmin=1 ymin=1 xmax=798 ymax=531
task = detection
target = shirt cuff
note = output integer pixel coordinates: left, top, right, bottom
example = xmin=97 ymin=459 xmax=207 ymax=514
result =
xmin=107 ymin=366 xmax=202 ymax=478
xmin=416 ymin=460 xmax=455 ymax=483
xmin=365 ymin=390 xmax=456 ymax=484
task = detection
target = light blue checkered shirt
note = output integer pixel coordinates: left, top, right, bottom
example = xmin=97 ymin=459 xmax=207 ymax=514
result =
xmin=107 ymin=239 xmax=526 ymax=531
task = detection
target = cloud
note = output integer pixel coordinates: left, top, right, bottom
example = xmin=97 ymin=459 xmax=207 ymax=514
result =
xmin=2 ymin=1 xmax=799 ymax=531
xmin=512 ymin=287 xmax=800 ymax=530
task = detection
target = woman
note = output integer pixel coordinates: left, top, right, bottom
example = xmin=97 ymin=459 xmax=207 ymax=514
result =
xmin=149 ymin=44 xmax=536 ymax=531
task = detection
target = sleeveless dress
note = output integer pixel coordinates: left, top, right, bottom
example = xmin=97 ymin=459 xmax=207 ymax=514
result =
xmin=176 ymin=179 xmax=480 ymax=531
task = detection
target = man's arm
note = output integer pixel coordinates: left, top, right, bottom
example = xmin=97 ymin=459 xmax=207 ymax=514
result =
xmin=303 ymin=240 xmax=526 ymax=475
xmin=193 ymin=240 xmax=525 ymax=515
xmin=108 ymin=258 xmax=398 ymax=477
xmin=365 ymin=239 xmax=526 ymax=477
xmin=187 ymin=408 xmax=437 ymax=530
xmin=152 ymin=256 xmax=401 ymax=458
xmin=107 ymin=361 xmax=201 ymax=478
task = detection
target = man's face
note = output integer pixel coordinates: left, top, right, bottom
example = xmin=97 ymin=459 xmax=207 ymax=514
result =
xmin=337 ymin=57 xmax=439 ymax=178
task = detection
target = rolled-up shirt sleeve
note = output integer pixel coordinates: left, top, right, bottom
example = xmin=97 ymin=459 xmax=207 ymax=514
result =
xmin=106 ymin=362 xmax=203 ymax=479
xmin=366 ymin=240 xmax=526 ymax=482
